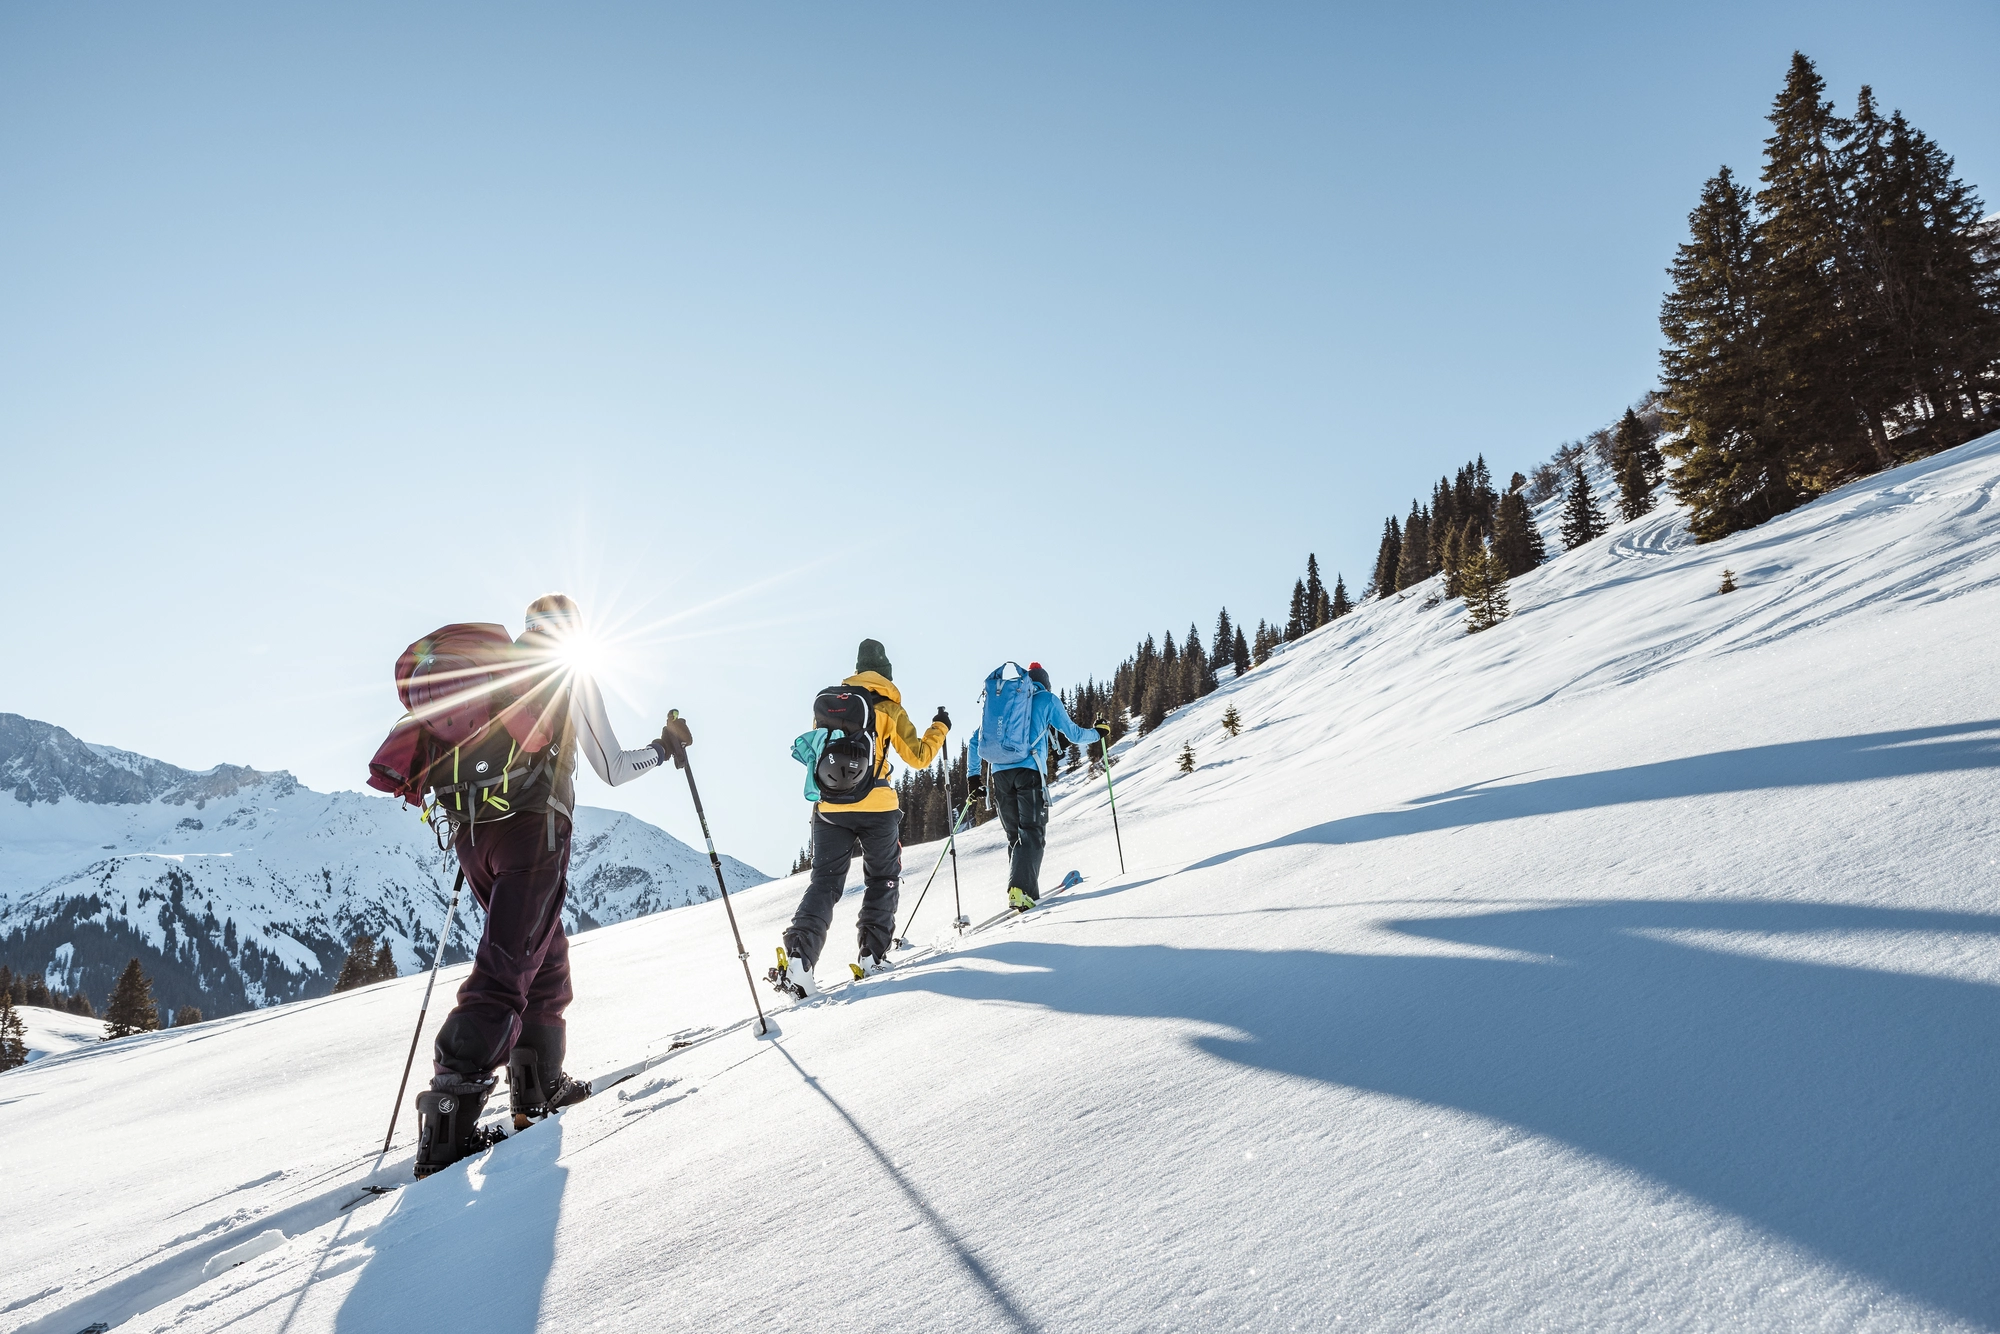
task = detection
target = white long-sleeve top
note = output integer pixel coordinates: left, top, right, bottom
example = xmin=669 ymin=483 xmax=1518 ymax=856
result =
xmin=568 ymin=673 xmax=663 ymax=788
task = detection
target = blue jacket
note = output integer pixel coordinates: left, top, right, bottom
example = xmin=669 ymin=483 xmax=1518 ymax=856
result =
xmin=967 ymin=687 xmax=1100 ymax=775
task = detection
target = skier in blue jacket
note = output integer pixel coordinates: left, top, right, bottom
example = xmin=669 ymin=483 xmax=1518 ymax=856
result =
xmin=966 ymin=662 xmax=1105 ymax=910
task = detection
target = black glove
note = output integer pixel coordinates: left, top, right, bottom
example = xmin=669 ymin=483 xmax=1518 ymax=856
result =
xmin=966 ymin=774 xmax=986 ymax=804
xmin=933 ymin=707 xmax=951 ymax=729
xmin=651 ymin=713 xmax=694 ymax=768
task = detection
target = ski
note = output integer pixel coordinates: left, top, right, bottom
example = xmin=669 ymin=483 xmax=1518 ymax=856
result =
xmin=336 ymin=1027 xmax=725 ymax=1208
xmin=965 ymin=870 xmax=1084 ymax=935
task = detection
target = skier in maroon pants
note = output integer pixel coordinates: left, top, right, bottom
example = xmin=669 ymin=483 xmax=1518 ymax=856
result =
xmin=413 ymin=592 xmax=686 ymax=1177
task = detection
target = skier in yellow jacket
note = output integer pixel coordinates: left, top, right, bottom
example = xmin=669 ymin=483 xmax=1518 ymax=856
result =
xmin=777 ymin=638 xmax=948 ymax=995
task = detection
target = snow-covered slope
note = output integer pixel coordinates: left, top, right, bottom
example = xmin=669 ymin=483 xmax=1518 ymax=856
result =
xmin=12 ymin=1002 xmax=105 ymax=1061
xmin=0 ymin=721 xmax=769 ymax=1017
xmin=6 ymin=433 xmax=2000 ymax=1333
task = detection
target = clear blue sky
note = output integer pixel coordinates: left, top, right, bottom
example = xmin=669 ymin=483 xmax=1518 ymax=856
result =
xmin=4 ymin=2 xmax=1994 ymax=874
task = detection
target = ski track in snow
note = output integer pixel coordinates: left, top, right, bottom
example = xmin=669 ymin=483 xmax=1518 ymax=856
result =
xmin=7 ymin=433 xmax=2000 ymax=1332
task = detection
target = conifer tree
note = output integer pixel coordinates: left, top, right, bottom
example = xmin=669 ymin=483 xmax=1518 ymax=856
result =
xmin=103 ymin=959 xmax=159 ymax=1040
xmin=1395 ymin=503 xmax=1434 ymax=591
xmin=1369 ymin=518 xmax=1402 ymax=600
xmin=1329 ymin=575 xmax=1351 ymax=619
xmin=1252 ymin=620 xmax=1273 ymax=666
xmin=1232 ymin=626 xmax=1250 ymax=676
xmin=1304 ymin=556 xmax=1326 ymax=629
xmin=371 ymin=940 xmax=398 ymax=984
xmin=1184 ymin=624 xmax=1213 ymax=697
xmin=1613 ymin=407 xmax=1664 ymax=490
xmin=1441 ymin=519 xmax=1468 ymax=598
xmin=1177 ymin=740 xmax=1196 ymax=774
xmin=1847 ymin=90 xmax=2000 ymax=442
xmin=334 ymin=934 xmax=380 ymax=993
xmin=1141 ymin=679 xmax=1167 ymax=735
xmin=0 ymin=992 xmax=26 ymax=1071
xmin=68 ymin=992 xmax=95 ymax=1018
xmin=1285 ymin=581 xmax=1307 ymax=641
xmin=1221 ymin=704 xmax=1242 ymax=738
xmin=1660 ymin=166 xmax=1790 ymax=539
xmin=1559 ymin=463 xmax=1608 ymax=548
xmin=1212 ymin=609 xmax=1234 ymax=670
xmin=1491 ymin=489 xmax=1543 ymax=577
xmin=1463 ymin=538 xmax=1512 ymax=633
xmin=1617 ymin=450 xmax=1654 ymax=522
xmin=1756 ymin=53 xmax=1886 ymax=479
xmin=174 ymin=1005 xmax=204 ymax=1028
xmin=1430 ymin=477 xmax=1458 ymax=564
xmin=25 ymin=975 xmax=49 ymax=1008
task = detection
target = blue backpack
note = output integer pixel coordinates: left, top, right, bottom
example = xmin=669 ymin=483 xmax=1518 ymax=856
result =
xmin=977 ymin=662 xmax=1040 ymax=767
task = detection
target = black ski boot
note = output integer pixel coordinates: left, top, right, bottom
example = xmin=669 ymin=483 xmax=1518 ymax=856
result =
xmin=508 ymin=1024 xmax=591 ymax=1130
xmin=413 ymin=1072 xmax=500 ymax=1179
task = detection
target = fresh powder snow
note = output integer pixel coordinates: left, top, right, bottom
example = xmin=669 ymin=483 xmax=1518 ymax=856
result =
xmin=5 ymin=432 xmax=1999 ymax=1332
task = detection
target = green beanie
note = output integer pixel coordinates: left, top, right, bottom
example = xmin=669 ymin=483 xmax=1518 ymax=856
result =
xmin=856 ymin=638 xmax=892 ymax=680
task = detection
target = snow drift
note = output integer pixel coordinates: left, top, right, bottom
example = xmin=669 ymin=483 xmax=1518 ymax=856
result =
xmin=5 ymin=433 xmax=2000 ymax=1333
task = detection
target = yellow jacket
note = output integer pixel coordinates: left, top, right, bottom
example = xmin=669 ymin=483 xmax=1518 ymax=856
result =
xmin=817 ymin=671 xmax=948 ymax=814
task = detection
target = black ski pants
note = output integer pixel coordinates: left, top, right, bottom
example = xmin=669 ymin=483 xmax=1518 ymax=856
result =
xmin=785 ymin=807 xmax=902 ymax=968
xmin=433 ymin=811 xmax=573 ymax=1079
xmin=991 ymin=767 xmax=1050 ymax=901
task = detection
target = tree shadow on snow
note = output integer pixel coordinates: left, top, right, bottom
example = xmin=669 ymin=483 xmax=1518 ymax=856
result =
xmin=885 ymin=901 xmax=2000 ymax=1323
xmin=1189 ymin=719 xmax=2000 ymax=868
xmin=334 ymin=1119 xmax=567 ymax=1334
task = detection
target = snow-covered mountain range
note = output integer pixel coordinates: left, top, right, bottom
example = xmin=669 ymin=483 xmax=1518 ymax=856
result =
xmin=0 ymin=715 xmax=769 ymax=1018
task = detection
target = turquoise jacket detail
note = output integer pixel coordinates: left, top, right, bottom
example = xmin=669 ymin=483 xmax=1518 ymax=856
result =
xmin=791 ymin=729 xmax=828 ymax=802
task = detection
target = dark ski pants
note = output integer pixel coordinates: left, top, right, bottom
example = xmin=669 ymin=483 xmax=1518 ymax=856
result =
xmin=991 ymin=767 xmax=1049 ymax=901
xmin=433 ymin=812 xmax=573 ymax=1079
xmin=785 ymin=808 xmax=902 ymax=968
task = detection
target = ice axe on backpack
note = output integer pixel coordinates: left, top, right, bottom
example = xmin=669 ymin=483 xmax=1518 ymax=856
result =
xmin=893 ymin=794 xmax=977 ymax=950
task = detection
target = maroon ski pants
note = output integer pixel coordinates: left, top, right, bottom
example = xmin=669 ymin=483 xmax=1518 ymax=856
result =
xmin=432 ymin=811 xmax=573 ymax=1078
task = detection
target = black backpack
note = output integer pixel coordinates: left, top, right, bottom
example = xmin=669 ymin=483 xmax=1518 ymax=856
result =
xmin=812 ymin=684 xmax=882 ymax=804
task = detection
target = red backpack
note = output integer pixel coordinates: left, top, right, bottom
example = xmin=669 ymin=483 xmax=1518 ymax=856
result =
xmin=366 ymin=624 xmax=566 ymax=831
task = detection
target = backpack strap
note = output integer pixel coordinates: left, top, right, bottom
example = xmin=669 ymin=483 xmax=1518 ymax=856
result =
xmin=860 ymin=688 xmax=894 ymax=786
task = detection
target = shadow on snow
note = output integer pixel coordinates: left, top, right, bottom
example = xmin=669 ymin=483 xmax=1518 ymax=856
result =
xmin=887 ymin=900 xmax=2000 ymax=1324
xmin=333 ymin=1119 xmax=567 ymax=1334
xmin=1190 ymin=719 xmax=2000 ymax=868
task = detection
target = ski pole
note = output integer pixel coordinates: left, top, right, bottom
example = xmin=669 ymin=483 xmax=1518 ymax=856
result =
xmin=948 ymin=805 xmax=966 ymax=934
xmin=381 ymin=866 xmax=465 ymax=1156
xmin=894 ymin=795 xmax=976 ymax=948
xmin=663 ymin=711 xmax=769 ymax=1037
xmin=1095 ymin=718 xmax=1126 ymax=875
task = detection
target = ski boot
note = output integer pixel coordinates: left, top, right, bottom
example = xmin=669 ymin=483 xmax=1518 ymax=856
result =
xmin=508 ymin=1026 xmax=591 ymax=1131
xmin=413 ymin=1072 xmax=502 ymax=1179
xmin=1008 ymin=887 xmax=1039 ymax=913
xmin=849 ymin=951 xmax=890 ymax=980
xmin=768 ymin=945 xmax=819 ymax=999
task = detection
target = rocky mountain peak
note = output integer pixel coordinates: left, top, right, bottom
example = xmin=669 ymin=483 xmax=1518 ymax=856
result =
xmin=0 ymin=714 xmax=288 ymax=807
